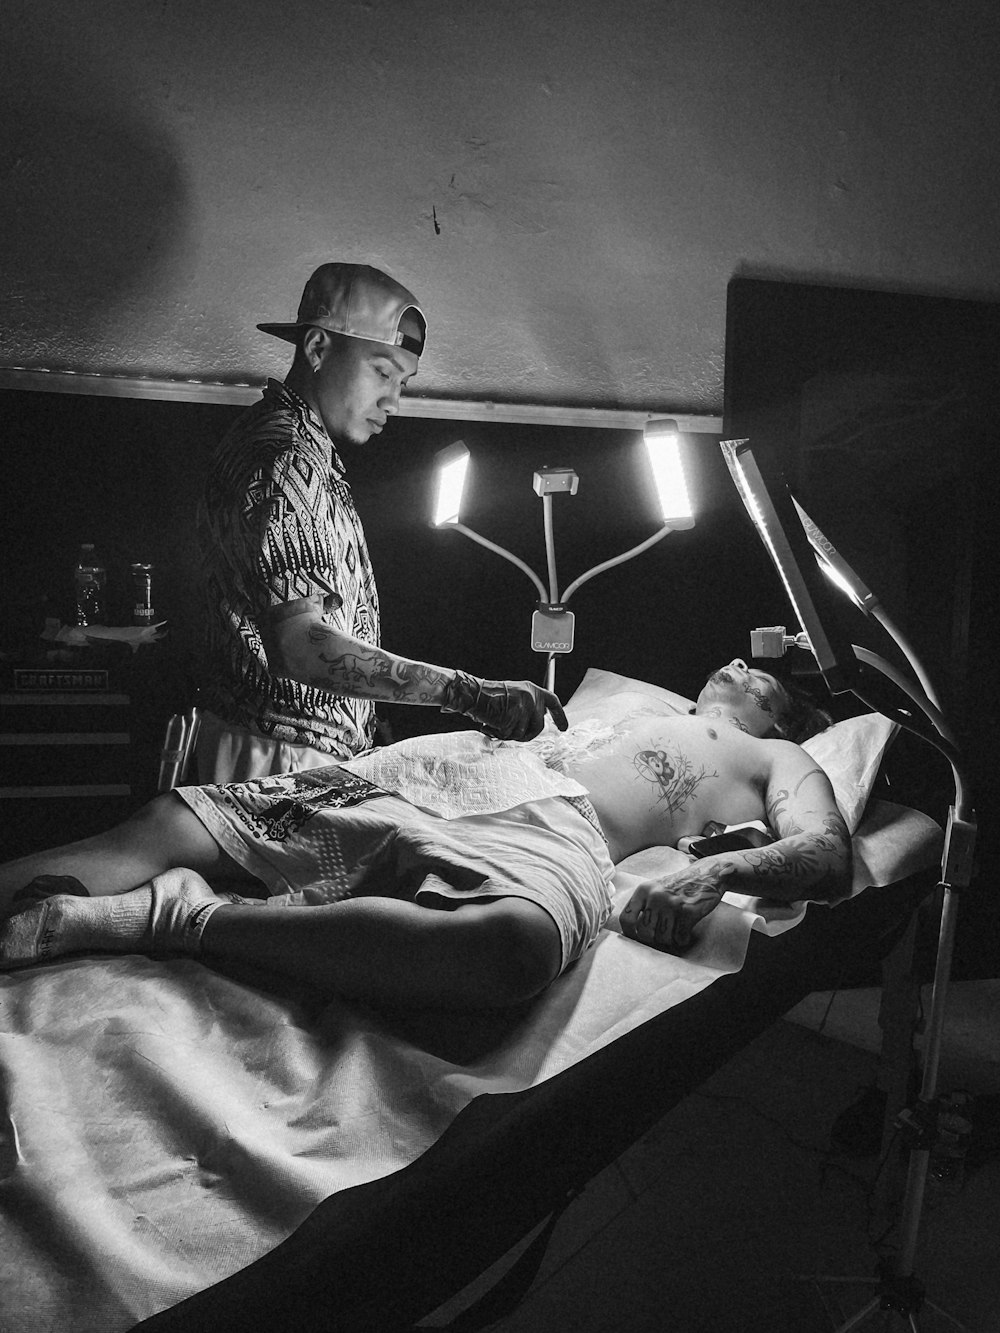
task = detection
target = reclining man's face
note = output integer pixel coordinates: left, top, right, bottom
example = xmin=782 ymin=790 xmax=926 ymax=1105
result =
xmin=696 ymin=659 xmax=791 ymax=738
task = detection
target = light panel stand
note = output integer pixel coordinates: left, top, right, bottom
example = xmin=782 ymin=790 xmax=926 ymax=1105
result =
xmin=724 ymin=440 xmax=978 ymax=1332
xmin=432 ymin=430 xmax=694 ymax=693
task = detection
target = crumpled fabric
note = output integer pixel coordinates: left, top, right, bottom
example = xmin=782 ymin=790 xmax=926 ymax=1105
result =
xmin=340 ymin=729 xmax=590 ymax=820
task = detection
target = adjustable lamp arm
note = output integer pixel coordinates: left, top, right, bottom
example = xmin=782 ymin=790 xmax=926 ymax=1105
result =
xmin=560 ymin=419 xmax=694 ymax=604
xmin=560 ymin=524 xmax=674 ymax=603
xmin=793 ymin=499 xmax=942 ymax=710
xmin=448 ymin=521 xmax=547 ymax=602
xmin=430 ymin=440 xmax=547 ymax=601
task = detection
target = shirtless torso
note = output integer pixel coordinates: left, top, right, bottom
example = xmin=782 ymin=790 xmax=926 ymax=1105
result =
xmin=559 ymin=713 xmax=777 ymax=863
xmin=551 ymin=702 xmax=853 ymax=950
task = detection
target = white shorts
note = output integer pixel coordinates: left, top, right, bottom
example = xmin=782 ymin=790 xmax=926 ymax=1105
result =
xmin=176 ymin=766 xmax=615 ymax=973
xmin=193 ymin=710 xmax=345 ymax=784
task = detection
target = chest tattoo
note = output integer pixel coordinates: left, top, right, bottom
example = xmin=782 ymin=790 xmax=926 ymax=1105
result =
xmin=633 ymin=741 xmax=718 ymax=816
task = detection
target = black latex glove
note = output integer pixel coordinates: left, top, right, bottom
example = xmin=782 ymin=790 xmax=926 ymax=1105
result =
xmin=441 ymin=670 xmax=568 ymax=741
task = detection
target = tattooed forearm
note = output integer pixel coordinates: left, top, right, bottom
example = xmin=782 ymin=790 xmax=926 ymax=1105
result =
xmin=319 ymin=649 xmax=451 ymax=702
xmin=742 ymin=813 xmax=851 ymax=900
xmin=263 ymin=608 xmax=458 ymax=705
xmin=687 ymin=811 xmax=852 ymax=903
xmin=299 ymin=625 xmax=453 ymax=703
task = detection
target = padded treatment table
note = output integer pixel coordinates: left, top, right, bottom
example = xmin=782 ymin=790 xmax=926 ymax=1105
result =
xmin=128 ymin=871 xmax=931 ymax=1333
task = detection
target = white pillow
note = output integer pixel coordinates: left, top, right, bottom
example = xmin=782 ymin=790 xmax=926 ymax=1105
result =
xmin=801 ymin=711 xmax=897 ymax=834
xmin=564 ymin=667 xmax=694 ymax=727
xmin=563 ymin=667 xmax=896 ymax=834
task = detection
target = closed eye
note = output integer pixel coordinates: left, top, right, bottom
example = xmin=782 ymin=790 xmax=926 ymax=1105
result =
xmin=750 ymin=670 xmax=778 ymax=689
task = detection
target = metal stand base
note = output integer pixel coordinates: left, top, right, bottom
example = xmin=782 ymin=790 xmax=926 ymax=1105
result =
xmin=799 ymin=878 xmax=976 ymax=1333
xmin=800 ymin=1267 xmax=971 ymax=1332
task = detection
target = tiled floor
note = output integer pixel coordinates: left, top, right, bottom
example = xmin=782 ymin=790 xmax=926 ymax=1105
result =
xmin=422 ymin=980 xmax=1000 ymax=1332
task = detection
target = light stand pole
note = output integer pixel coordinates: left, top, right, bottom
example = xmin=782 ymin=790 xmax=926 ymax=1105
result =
xmin=820 ymin=677 xmax=976 ymax=1332
xmin=787 ymin=508 xmax=978 ymax=1330
xmin=751 ymin=606 xmax=976 ymax=1328
xmin=722 ymin=438 xmax=979 ymax=1331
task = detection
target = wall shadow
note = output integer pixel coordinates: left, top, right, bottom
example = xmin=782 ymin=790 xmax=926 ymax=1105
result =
xmin=0 ymin=15 xmax=190 ymax=361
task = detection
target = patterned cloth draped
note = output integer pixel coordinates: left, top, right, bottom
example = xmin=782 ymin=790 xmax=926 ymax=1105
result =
xmin=197 ymin=380 xmax=379 ymax=755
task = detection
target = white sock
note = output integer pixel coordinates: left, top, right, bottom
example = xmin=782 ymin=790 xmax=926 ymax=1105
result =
xmin=0 ymin=868 xmax=226 ymax=970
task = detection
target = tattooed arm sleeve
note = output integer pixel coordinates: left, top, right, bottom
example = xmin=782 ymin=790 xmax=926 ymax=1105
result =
xmin=618 ymin=746 xmax=853 ymax=954
xmin=261 ymin=597 xmax=456 ymax=706
xmin=691 ymin=745 xmax=853 ymax=904
xmin=621 ymin=743 xmax=853 ymax=953
xmin=260 ymin=598 xmax=566 ymax=739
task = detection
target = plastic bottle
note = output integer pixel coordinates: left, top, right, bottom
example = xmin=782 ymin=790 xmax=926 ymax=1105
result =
xmin=928 ymin=1091 xmax=973 ymax=1196
xmin=73 ymin=543 xmax=107 ymax=626
xmin=130 ymin=562 xmax=155 ymax=627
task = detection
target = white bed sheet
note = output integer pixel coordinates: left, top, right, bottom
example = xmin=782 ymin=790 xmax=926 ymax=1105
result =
xmin=0 ymin=801 xmax=941 ymax=1332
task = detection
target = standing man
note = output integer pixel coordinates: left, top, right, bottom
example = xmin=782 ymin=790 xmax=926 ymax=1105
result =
xmin=196 ymin=263 xmax=563 ymax=781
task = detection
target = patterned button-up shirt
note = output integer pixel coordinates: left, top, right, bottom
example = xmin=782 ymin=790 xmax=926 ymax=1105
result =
xmin=197 ymin=380 xmax=379 ymax=755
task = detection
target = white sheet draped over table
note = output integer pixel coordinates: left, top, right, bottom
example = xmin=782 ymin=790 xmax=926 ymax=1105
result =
xmin=0 ymin=798 xmax=940 ymax=1333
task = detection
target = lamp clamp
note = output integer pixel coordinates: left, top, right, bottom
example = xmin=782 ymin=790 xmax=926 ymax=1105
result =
xmin=533 ymin=467 xmax=579 ymax=496
xmin=942 ymin=806 xmax=977 ymax=889
xmin=749 ymin=625 xmax=812 ymax=658
xmin=531 ymin=603 xmax=575 ymax=653
xmin=894 ymin=1097 xmax=939 ymax=1152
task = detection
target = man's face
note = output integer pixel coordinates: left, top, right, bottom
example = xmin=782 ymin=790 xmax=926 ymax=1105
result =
xmin=695 ymin=659 xmax=791 ymax=737
xmin=304 ymin=330 xmax=419 ymax=446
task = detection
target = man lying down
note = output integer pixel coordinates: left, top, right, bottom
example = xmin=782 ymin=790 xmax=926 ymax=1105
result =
xmin=0 ymin=660 xmax=847 ymax=1010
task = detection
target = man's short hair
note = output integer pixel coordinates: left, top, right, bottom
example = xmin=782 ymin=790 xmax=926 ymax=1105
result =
xmin=773 ymin=679 xmax=833 ymax=744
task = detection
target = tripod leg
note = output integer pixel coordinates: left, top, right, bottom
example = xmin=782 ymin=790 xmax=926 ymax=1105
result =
xmin=924 ymin=1298 xmax=973 ymax=1332
xmin=834 ymin=1295 xmax=884 ymax=1331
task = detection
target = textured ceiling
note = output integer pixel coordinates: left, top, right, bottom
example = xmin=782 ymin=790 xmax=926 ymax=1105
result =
xmin=2 ymin=0 xmax=999 ymax=413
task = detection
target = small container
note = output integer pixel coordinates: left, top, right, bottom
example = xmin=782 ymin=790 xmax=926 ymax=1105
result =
xmin=73 ymin=543 xmax=107 ymax=626
xmin=130 ymin=563 xmax=155 ymax=627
